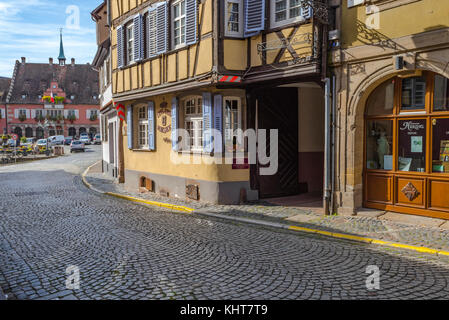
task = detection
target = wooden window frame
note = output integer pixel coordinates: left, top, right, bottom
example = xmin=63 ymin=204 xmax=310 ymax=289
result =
xmin=172 ymin=0 xmax=187 ymax=50
xmin=364 ymin=72 xmax=449 ymax=179
xmin=225 ymin=0 xmax=244 ymax=38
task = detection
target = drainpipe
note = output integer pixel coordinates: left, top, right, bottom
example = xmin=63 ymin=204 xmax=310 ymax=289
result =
xmin=331 ymin=75 xmax=337 ymax=216
xmin=323 ymin=77 xmax=331 ymax=215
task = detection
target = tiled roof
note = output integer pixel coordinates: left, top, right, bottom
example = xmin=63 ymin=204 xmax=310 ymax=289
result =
xmin=0 ymin=77 xmax=11 ymax=103
xmin=8 ymin=62 xmax=99 ymax=105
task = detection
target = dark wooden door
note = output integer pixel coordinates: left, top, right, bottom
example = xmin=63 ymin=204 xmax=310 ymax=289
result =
xmin=256 ymin=87 xmax=299 ymax=198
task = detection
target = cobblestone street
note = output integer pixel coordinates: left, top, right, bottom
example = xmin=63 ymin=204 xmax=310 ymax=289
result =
xmin=0 ymin=147 xmax=449 ymax=300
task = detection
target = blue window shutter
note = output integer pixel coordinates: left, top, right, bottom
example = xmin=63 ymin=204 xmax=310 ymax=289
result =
xmin=213 ymin=95 xmax=223 ymax=153
xmin=185 ymin=0 xmax=198 ymax=45
xmin=171 ymin=97 xmax=178 ymax=151
xmin=148 ymin=101 xmax=155 ymax=150
xmin=117 ymin=26 xmax=124 ymax=68
xmin=133 ymin=14 xmax=143 ymax=61
xmin=301 ymin=0 xmax=312 ymax=19
xmin=147 ymin=8 xmax=157 ymax=58
xmin=244 ymin=0 xmax=265 ymax=37
xmin=156 ymin=2 xmax=168 ymax=54
xmin=203 ymin=92 xmax=213 ymax=153
xmin=127 ymin=105 xmax=133 ymax=149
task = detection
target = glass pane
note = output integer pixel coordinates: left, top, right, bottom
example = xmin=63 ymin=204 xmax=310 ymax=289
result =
xmin=401 ymin=77 xmax=426 ymax=110
xmin=434 ymin=75 xmax=449 ymax=111
xmin=366 ymin=79 xmax=395 ymax=116
xmin=366 ymin=120 xmax=393 ymax=170
xmin=398 ymin=119 xmax=427 ymax=172
xmin=432 ymin=118 xmax=449 ymax=173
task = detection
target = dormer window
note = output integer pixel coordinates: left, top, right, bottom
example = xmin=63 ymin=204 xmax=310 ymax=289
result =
xmin=71 ymin=95 xmax=75 ymax=100
xmin=21 ymin=94 xmax=27 ymax=99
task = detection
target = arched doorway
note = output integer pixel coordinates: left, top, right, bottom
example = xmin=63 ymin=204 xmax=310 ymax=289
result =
xmin=68 ymin=127 xmax=76 ymax=138
xmin=36 ymin=127 xmax=44 ymax=139
xmin=364 ymin=71 xmax=449 ymax=219
xmin=89 ymin=127 xmax=97 ymax=139
xmin=79 ymin=127 xmax=86 ymax=136
xmin=13 ymin=127 xmax=23 ymax=138
xmin=25 ymin=127 xmax=33 ymax=138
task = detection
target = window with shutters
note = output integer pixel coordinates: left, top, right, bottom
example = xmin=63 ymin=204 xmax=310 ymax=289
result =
xmin=126 ymin=23 xmax=135 ymax=65
xmin=183 ymin=96 xmax=203 ymax=152
xmin=271 ymin=0 xmax=308 ymax=29
xmin=225 ymin=0 xmax=243 ymax=37
xmin=137 ymin=106 xmax=148 ymax=148
xmin=172 ymin=0 xmax=186 ymax=49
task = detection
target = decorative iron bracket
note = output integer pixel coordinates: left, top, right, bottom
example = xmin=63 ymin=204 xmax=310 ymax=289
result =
xmin=302 ymin=0 xmax=329 ymax=25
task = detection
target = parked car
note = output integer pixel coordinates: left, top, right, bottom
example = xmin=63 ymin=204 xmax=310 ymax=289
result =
xmin=64 ymin=137 xmax=73 ymax=145
xmin=93 ymin=134 xmax=101 ymax=145
xmin=70 ymin=140 xmax=85 ymax=153
xmin=48 ymin=135 xmax=65 ymax=146
xmin=79 ymin=134 xmax=91 ymax=145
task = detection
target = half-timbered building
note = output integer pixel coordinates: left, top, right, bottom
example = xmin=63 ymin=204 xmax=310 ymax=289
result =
xmin=111 ymin=0 xmax=329 ymax=205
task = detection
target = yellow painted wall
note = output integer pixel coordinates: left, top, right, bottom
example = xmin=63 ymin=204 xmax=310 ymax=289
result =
xmin=123 ymin=93 xmax=249 ymax=183
xmin=342 ymin=0 xmax=449 ymax=48
xmin=223 ymin=40 xmax=247 ymax=70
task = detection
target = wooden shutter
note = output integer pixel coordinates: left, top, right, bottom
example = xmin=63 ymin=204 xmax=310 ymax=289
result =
xmin=117 ymin=26 xmax=124 ymax=68
xmin=156 ymin=2 xmax=168 ymax=54
xmin=127 ymin=105 xmax=133 ymax=149
xmin=148 ymin=101 xmax=155 ymax=150
xmin=14 ymin=109 xmax=18 ymax=119
xmin=26 ymin=109 xmax=30 ymax=119
xmin=171 ymin=97 xmax=178 ymax=151
xmin=203 ymin=92 xmax=213 ymax=153
xmin=31 ymin=109 xmax=36 ymax=119
xmin=147 ymin=8 xmax=157 ymax=58
xmin=185 ymin=0 xmax=198 ymax=45
xmin=301 ymin=0 xmax=312 ymax=19
xmin=133 ymin=14 xmax=143 ymax=61
xmin=75 ymin=110 xmax=79 ymax=119
xmin=244 ymin=0 xmax=265 ymax=37
xmin=213 ymin=95 xmax=223 ymax=153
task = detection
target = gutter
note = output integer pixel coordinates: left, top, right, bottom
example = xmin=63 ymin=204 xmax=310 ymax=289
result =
xmin=323 ymin=77 xmax=332 ymax=215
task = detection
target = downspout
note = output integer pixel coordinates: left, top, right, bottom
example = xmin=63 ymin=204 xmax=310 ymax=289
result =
xmin=331 ymin=74 xmax=337 ymax=215
xmin=324 ymin=77 xmax=331 ymax=215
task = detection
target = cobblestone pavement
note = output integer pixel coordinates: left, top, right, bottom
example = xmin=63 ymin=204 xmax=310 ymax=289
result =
xmin=87 ymin=169 xmax=449 ymax=252
xmin=1 ymin=151 xmax=449 ymax=300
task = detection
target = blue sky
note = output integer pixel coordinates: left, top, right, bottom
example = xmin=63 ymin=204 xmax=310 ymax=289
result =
xmin=0 ymin=0 xmax=99 ymax=77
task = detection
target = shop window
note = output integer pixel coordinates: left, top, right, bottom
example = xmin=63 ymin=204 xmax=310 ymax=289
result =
xmin=434 ymin=75 xmax=449 ymax=111
xmin=401 ymin=77 xmax=426 ymax=111
xmin=432 ymin=118 xmax=449 ymax=173
xmin=398 ymin=119 xmax=426 ymax=172
xmin=366 ymin=120 xmax=393 ymax=170
xmin=366 ymin=79 xmax=395 ymax=116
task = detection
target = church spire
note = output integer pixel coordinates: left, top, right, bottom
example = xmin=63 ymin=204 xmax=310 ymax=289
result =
xmin=58 ymin=28 xmax=66 ymax=66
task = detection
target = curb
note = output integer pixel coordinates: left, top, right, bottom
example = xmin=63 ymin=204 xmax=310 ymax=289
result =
xmin=81 ymin=163 xmax=449 ymax=258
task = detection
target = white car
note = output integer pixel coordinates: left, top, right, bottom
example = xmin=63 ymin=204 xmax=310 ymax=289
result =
xmin=48 ymin=135 xmax=65 ymax=146
xmin=70 ymin=140 xmax=85 ymax=153
xmin=79 ymin=135 xmax=91 ymax=145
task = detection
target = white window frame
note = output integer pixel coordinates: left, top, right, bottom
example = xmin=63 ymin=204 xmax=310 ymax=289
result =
xmin=183 ymin=96 xmax=203 ymax=152
xmin=126 ymin=23 xmax=135 ymax=65
xmin=225 ymin=0 xmax=244 ymax=37
xmin=223 ymin=96 xmax=243 ymax=152
xmin=137 ymin=105 xmax=148 ymax=149
xmin=172 ymin=0 xmax=187 ymax=50
xmin=270 ymin=0 xmax=306 ymax=29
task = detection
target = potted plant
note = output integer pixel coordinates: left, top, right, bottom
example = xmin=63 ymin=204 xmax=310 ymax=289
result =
xmin=54 ymin=96 xmax=65 ymax=104
xmin=66 ymin=114 xmax=76 ymax=124
xmin=90 ymin=113 xmax=98 ymax=121
xmin=18 ymin=114 xmax=27 ymax=122
xmin=34 ymin=115 xmax=44 ymax=123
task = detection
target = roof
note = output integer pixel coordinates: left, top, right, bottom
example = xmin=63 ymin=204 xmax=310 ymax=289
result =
xmin=91 ymin=1 xmax=106 ymax=22
xmin=92 ymin=38 xmax=110 ymax=68
xmin=0 ymin=77 xmax=11 ymax=103
xmin=8 ymin=62 xmax=99 ymax=105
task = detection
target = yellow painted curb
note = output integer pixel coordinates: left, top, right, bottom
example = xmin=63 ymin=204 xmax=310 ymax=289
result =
xmin=105 ymin=192 xmax=195 ymax=214
xmin=288 ymin=225 xmax=448 ymax=257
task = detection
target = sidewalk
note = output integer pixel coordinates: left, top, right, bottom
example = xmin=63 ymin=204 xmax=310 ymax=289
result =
xmin=83 ymin=162 xmax=449 ymax=255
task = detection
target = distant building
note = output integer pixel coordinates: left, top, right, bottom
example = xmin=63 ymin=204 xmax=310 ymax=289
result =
xmin=0 ymin=77 xmax=11 ymax=134
xmin=2 ymin=32 xmax=100 ymax=139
